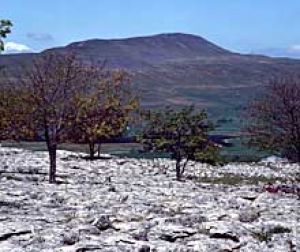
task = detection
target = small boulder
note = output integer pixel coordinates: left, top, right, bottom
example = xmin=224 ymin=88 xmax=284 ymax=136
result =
xmin=239 ymin=208 xmax=260 ymax=223
xmin=138 ymin=245 xmax=151 ymax=252
xmin=62 ymin=230 xmax=79 ymax=245
xmin=92 ymin=215 xmax=115 ymax=231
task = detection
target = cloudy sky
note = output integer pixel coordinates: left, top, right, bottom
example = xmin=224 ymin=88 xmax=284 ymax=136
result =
xmin=1 ymin=0 xmax=300 ymax=58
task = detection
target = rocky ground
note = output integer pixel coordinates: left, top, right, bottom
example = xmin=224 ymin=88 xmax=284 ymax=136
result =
xmin=0 ymin=147 xmax=299 ymax=252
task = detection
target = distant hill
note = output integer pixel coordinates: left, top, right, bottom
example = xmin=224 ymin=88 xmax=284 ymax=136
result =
xmin=1 ymin=33 xmax=300 ymax=133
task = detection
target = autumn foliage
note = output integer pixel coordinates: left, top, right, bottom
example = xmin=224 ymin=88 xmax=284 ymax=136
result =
xmin=72 ymin=69 xmax=139 ymax=159
xmin=0 ymin=53 xmax=139 ymax=182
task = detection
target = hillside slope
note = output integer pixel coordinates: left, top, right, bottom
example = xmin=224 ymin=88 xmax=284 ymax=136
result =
xmin=1 ymin=33 xmax=300 ymax=132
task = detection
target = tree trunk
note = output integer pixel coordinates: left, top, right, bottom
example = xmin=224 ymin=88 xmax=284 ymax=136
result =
xmin=48 ymin=145 xmax=57 ymax=183
xmin=176 ymin=160 xmax=181 ymax=181
xmin=45 ymin=127 xmax=57 ymax=183
xmin=89 ymin=142 xmax=95 ymax=160
xmin=181 ymin=158 xmax=189 ymax=176
xmin=97 ymin=143 xmax=101 ymax=158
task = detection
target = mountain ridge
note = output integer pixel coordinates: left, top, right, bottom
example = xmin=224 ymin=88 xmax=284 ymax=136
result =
xmin=47 ymin=33 xmax=233 ymax=69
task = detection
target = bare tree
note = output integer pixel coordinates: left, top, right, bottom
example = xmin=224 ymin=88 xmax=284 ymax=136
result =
xmin=0 ymin=53 xmax=95 ymax=183
xmin=244 ymin=76 xmax=300 ymax=162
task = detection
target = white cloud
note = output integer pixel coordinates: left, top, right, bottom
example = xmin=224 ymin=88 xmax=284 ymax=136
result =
xmin=26 ymin=32 xmax=54 ymax=43
xmin=288 ymin=45 xmax=300 ymax=52
xmin=4 ymin=42 xmax=32 ymax=54
xmin=254 ymin=45 xmax=300 ymax=59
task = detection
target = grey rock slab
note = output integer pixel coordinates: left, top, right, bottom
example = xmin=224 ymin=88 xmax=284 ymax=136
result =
xmin=0 ymin=147 xmax=299 ymax=251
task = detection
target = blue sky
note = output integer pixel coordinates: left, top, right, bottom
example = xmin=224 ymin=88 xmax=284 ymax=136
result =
xmin=1 ymin=0 xmax=300 ymax=57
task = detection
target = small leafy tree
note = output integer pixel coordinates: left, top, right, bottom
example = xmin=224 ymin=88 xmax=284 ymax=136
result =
xmin=140 ymin=106 xmax=218 ymax=180
xmin=73 ymin=70 xmax=139 ymax=159
xmin=0 ymin=19 xmax=12 ymax=52
xmin=0 ymin=53 xmax=92 ymax=183
xmin=244 ymin=77 xmax=300 ymax=162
